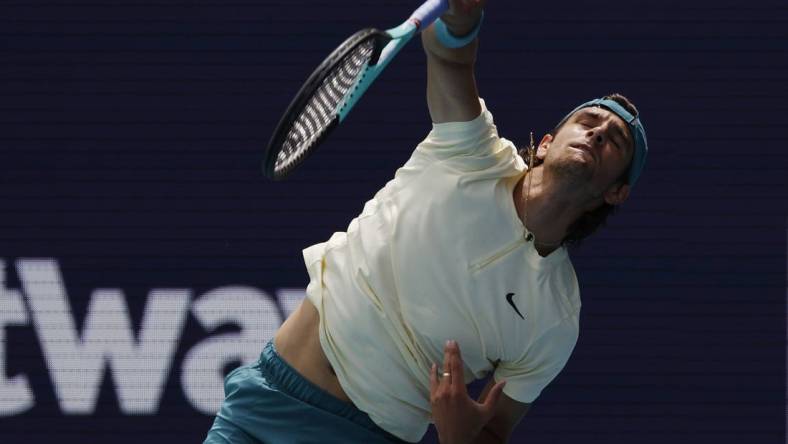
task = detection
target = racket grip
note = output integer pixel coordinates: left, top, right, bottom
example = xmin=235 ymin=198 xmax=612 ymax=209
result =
xmin=409 ymin=0 xmax=449 ymax=30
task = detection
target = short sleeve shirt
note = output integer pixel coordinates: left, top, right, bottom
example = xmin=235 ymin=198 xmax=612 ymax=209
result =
xmin=303 ymin=99 xmax=581 ymax=442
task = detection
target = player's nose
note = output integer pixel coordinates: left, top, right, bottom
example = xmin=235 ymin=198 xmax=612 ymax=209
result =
xmin=586 ymin=127 xmax=606 ymax=148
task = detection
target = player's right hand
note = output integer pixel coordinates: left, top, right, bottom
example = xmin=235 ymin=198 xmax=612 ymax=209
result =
xmin=441 ymin=0 xmax=486 ymax=36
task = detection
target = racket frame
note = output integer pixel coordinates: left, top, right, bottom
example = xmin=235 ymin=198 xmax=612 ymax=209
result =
xmin=264 ymin=28 xmax=387 ymax=180
xmin=336 ymin=22 xmax=417 ymax=122
xmin=263 ymin=0 xmax=450 ymax=180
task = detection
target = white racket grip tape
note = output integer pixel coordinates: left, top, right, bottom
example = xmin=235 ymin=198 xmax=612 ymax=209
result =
xmin=409 ymin=0 xmax=449 ymax=30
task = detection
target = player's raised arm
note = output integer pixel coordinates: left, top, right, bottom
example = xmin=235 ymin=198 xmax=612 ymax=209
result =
xmin=421 ymin=0 xmax=486 ymax=123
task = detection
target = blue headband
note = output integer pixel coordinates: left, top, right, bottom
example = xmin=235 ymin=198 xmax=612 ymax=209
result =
xmin=558 ymin=98 xmax=648 ymax=188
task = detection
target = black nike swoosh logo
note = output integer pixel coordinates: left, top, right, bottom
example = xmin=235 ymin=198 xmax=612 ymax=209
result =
xmin=506 ymin=293 xmax=525 ymax=320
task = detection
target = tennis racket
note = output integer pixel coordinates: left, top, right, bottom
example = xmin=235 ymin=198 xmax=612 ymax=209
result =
xmin=263 ymin=0 xmax=450 ymax=180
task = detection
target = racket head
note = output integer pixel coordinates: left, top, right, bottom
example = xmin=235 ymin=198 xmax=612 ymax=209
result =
xmin=264 ymin=28 xmax=390 ymax=180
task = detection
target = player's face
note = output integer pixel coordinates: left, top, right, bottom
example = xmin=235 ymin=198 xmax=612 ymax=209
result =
xmin=541 ymin=106 xmax=634 ymax=203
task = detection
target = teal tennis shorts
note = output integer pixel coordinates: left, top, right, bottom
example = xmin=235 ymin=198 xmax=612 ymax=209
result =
xmin=203 ymin=340 xmax=409 ymax=444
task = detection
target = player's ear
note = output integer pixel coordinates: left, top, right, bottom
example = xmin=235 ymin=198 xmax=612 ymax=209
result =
xmin=603 ymin=182 xmax=630 ymax=206
xmin=536 ymin=134 xmax=552 ymax=161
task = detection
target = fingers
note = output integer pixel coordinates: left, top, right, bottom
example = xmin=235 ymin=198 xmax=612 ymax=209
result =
xmin=430 ymin=362 xmax=438 ymax=393
xmin=441 ymin=340 xmax=468 ymax=393
xmin=448 ymin=0 xmax=485 ymax=16
xmin=442 ymin=340 xmax=453 ymax=386
xmin=481 ymin=379 xmax=507 ymax=418
xmin=457 ymin=0 xmax=483 ymax=12
xmin=448 ymin=341 xmax=464 ymax=391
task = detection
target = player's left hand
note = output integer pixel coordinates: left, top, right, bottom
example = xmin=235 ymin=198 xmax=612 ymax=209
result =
xmin=429 ymin=340 xmax=506 ymax=444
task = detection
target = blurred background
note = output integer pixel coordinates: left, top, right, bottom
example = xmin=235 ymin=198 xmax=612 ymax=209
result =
xmin=0 ymin=0 xmax=785 ymax=442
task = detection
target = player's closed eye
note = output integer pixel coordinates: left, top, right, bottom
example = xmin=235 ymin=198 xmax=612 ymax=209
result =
xmin=580 ymin=121 xmax=623 ymax=151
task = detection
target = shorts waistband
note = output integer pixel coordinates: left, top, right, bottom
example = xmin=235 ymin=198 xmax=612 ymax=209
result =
xmin=256 ymin=340 xmax=406 ymax=443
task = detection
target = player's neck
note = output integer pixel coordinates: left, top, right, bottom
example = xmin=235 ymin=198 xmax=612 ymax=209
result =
xmin=514 ymin=166 xmax=586 ymax=256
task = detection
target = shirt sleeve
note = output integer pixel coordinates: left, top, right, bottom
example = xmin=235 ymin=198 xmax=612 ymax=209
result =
xmin=493 ymin=315 xmax=579 ymax=404
xmin=415 ymin=98 xmax=503 ymax=162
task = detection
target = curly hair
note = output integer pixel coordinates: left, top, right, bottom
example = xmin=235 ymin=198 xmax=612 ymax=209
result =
xmin=517 ymin=93 xmax=639 ymax=248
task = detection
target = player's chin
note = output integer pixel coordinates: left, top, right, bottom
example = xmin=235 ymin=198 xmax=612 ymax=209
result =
xmin=550 ymin=156 xmax=594 ymax=183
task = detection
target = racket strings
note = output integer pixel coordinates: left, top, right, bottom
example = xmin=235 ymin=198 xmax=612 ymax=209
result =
xmin=276 ymin=39 xmax=376 ymax=174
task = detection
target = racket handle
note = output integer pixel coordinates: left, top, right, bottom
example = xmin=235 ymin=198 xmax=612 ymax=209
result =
xmin=409 ymin=0 xmax=449 ymax=30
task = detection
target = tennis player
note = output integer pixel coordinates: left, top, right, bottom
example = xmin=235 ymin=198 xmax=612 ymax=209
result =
xmin=204 ymin=0 xmax=648 ymax=442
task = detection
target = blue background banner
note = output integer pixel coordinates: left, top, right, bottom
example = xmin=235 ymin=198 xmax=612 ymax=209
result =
xmin=0 ymin=0 xmax=785 ymax=442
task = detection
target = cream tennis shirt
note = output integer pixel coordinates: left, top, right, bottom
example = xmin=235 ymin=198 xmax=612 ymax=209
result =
xmin=302 ymin=99 xmax=581 ymax=442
